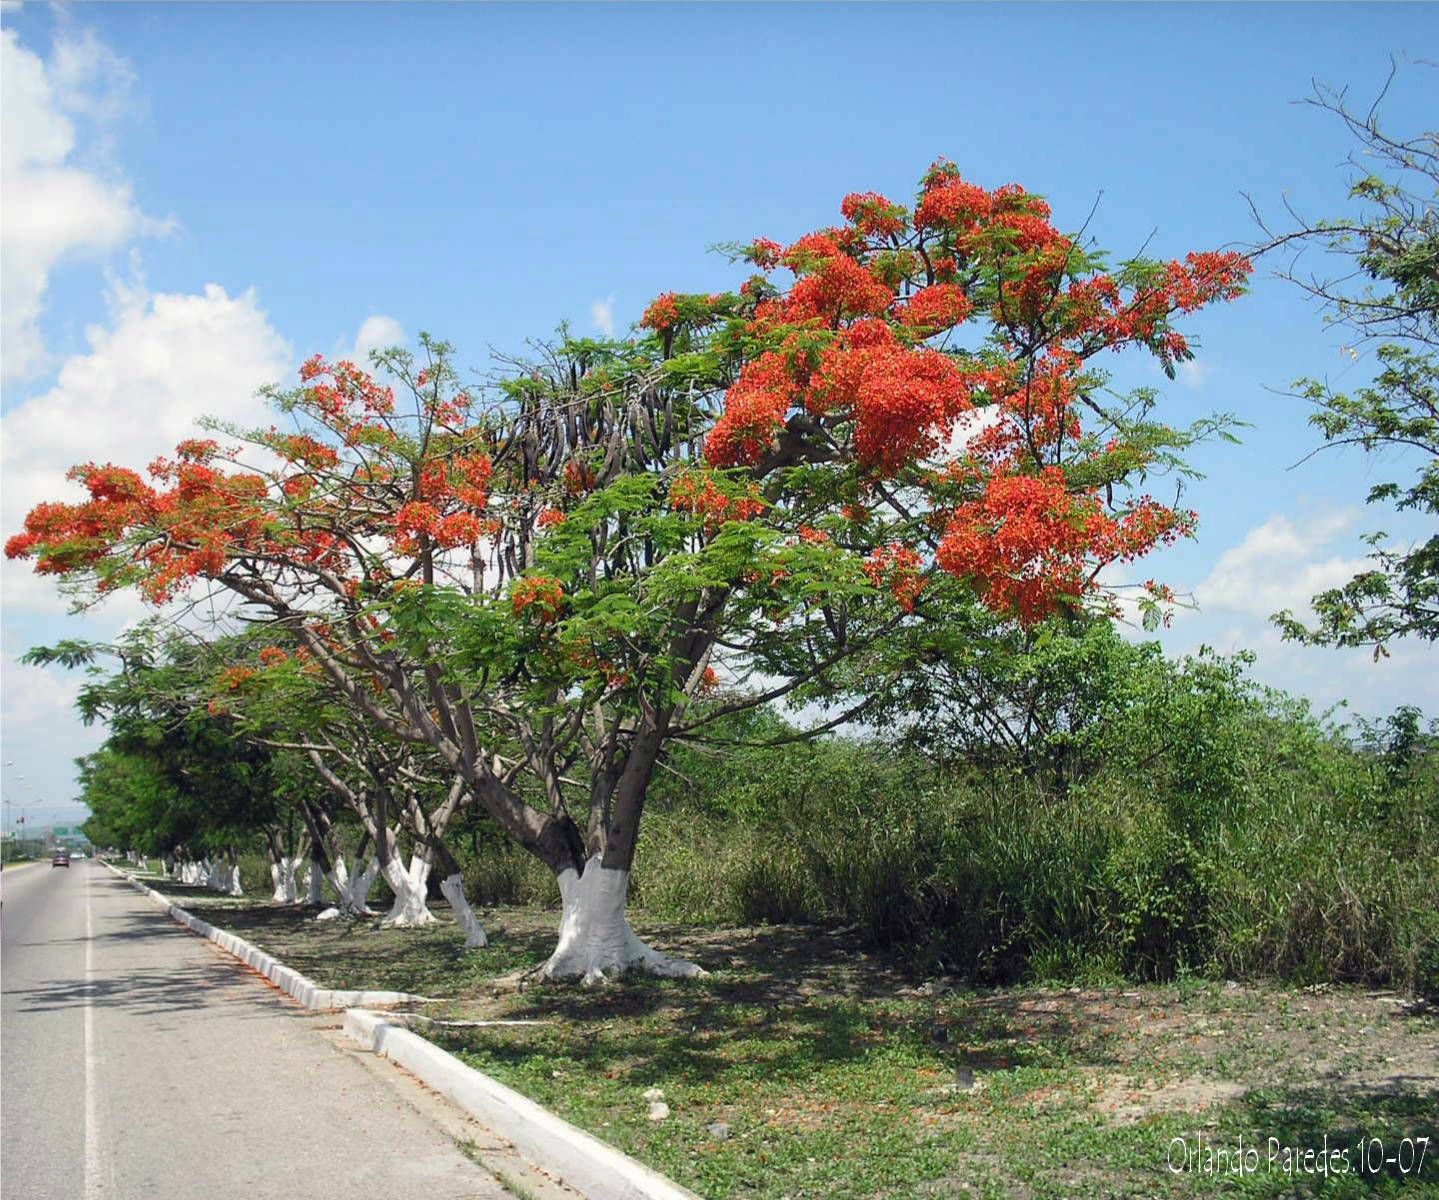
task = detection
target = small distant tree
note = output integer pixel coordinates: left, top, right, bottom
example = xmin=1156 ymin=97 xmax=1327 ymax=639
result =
xmin=1260 ymin=68 xmax=1438 ymax=654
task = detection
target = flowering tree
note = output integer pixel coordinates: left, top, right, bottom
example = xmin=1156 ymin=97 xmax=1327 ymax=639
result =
xmin=8 ymin=163 xmax=1249 ymax=980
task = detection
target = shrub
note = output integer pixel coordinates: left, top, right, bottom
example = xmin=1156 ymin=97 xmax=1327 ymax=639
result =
xmin=633 ymin=655 xmax=1437 ymax=994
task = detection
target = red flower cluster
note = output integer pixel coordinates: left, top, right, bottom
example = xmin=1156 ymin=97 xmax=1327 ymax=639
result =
xmin=639 ymin=293 xmax=681 ymax=332
xmin=1070 ymin=251 xmax=1252 ymax=355
xmin=220 ymin=666 xmax=256 ymax=691
xmin=936 ymin=468 xmax=1094 ymax=621
xmin=563 ymin=460 xmax=597 ymax=496
xmin=782 ymin=254 xmax=893 ymax=325
xmin=258 ymin=646 xmax=289 ymax=667
xmin=704 ymin=351 xmax=802 ymax=467
xmin=273 ymin=433 xmax=340 ymax=471
xmin=386 ymin=449 xmax=492 ymax=554
xmin=961 ymin=353 xmax=1081 ymax=468
xmin=512 ymin=575 xmax=565 ymax=624
xmin=935 ymin=467 xmax=1195 ymax=622
xmin=668 ymin=471 xmax=766 ymax=532
xmin=810 ymin=320 xmax=973 ymax=473
xmin=915 ymin=175 xmax=993 ymax=233
xmin=4 ymin=458 xmax=283 ymax=604
xmin=537 ymin=507 xmax=567 ymax=530
xmin=391 ymin=503 xmax=486 ymax=554
xmin=299 ymin=355 xmax=396 ymax=440
xmin=748 ymin=238 xmax=784 ymax=269
xmin=840 ymin=191 xmax=906 ymax=239
xmin=898 ymin=283 xmax=974 ymax=333
xmin=864 ymin=542 xmax=926 ymax=612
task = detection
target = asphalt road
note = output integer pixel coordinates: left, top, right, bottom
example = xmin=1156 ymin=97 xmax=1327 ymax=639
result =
xmin=1 ymin=860 xmax=514 ymax=1199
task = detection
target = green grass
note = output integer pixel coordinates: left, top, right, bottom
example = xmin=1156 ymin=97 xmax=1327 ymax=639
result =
xmin=434 ymin=977 xmax=1438 ymax=1200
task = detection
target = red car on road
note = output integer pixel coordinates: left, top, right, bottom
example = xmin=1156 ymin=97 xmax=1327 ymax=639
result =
xmin=51 ymin=851 xmax=70 ymax=868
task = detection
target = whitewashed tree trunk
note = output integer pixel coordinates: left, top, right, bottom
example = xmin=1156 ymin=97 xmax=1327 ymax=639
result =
xmin=542 ymin=857 xmax=703 ymax=984
xmin=438 ymin=872 xmax=487 ymax=948
xmin=380 ymin=855 xmax=435 ymax=927
xmin=303 ymin=863 xmax=325 ymax=906
xmin=270 ymin=857 xmax=303 ymax=904
xmin=324 ymin=856 xmax=380 ymax=916
xmin=223 ymin=863 xmax=244 ymax=896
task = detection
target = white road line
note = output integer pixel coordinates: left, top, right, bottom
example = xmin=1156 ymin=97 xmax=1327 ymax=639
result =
xmin=84 ymin=871 xmax=104 ymax=1199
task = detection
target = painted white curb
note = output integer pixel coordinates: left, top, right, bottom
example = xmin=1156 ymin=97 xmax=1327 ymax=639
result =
xmin=102 ymin=861 xmax=422 ymax=1012
xmin=344 ymin=1008 xmax=700 ymax=1200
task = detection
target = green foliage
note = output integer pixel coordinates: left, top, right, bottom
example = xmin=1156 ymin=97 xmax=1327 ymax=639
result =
xmin=634 ymin=652 xmax=1439 ymax=995
xmin=62 ymin=626 xmax=320 ymax=859
xmin=1268 ymin=76 xmax=1439 ymax=652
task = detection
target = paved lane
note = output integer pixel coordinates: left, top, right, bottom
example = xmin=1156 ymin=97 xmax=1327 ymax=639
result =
xmin=2 ymin=861 xmax=86 ymax=1198
xmin=2 ymin=861 xmax=512 ymax=1200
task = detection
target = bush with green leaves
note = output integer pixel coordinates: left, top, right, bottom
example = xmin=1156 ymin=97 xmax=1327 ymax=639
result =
xmin=633 ymin=649 xmax=1438 ymax=994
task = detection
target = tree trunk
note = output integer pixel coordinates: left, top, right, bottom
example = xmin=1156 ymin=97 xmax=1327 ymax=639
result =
xmin=541 ymin=717 xmax=701 ymax=983
xmin=438 ymin=871 xmax=487 ymax=948
xmin=541 ymin=855 xmax=701 ymax=984
xmin=270 ymin=856 xmax=303 ymax=903
xmin=303 ymin=861 xmax=326 ymax=906
xmin=320 ymin=855 xmax=380 ymax=917
xmin=223 ymin=847 xmax=244 ymax=896
xmin=380 ymin=853 xmax=436 ymax=928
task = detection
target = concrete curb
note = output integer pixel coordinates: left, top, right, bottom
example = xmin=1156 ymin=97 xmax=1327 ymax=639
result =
xmin=101 ymin=861 xmax=422 ymax=1012
xmin=344 ymin=1008 xmax=700 ymax=1200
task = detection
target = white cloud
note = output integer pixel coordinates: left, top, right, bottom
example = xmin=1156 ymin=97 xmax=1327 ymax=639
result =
xmin=1 ymin=274 xmax=293 ymax=614
xmin=47 ymin=25 xmax=137 ymax=123
xmin=590 ymin=295 xmax=615 ymax=338
xmin=0 ymin=25 xmax=169 ymax=382
xmin=1177 ymin=359 xmax=1211 ymax=389
xmin=0 ymin=655 xmax=79 ymax=730
xmin=1194 ymin=512 xmax=1368 ymax=620
xmin=346 ymin=314 xmax=406 ymax=365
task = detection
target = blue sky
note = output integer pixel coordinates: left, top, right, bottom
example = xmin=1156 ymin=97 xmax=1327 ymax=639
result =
xmin=3 ymin=2 xmax=1436 ymax=828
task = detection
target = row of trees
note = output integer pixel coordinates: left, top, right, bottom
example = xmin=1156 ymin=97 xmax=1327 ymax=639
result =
xmin=11 ymin=85 xmax=1433 ymax=981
